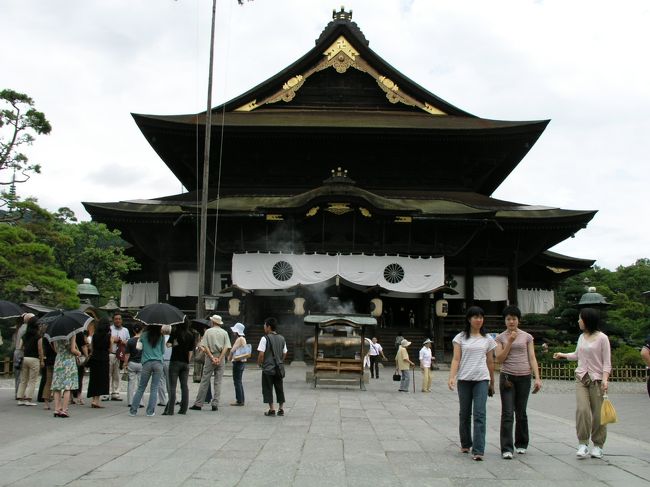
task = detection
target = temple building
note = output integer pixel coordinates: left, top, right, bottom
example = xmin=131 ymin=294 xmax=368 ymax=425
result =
xmin=84 ymin=9 xmax=596 ymax=359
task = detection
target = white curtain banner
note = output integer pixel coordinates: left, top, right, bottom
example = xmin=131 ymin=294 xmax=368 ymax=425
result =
xmin=120 ymin=282 xmax=159 ymax=307
xmin=444 ymin=275 xmax=508 ymax=302
xmin=517 ymin=289 xmax=555 ymax=314
xmin=232 ymin=253 xmax=444 ymax=293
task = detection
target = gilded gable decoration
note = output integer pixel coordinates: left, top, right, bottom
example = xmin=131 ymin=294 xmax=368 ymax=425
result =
xmin=325 ymin=203 xmax=352 ymax=215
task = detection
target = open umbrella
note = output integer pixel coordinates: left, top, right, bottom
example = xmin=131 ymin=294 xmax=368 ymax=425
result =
xmin=44 ymin=311 xmax=94 ymax=342
xmin=0 ymin=300 xmax=25 ymax=319
xmin=134 ymin=303 xmax=185 ymax=326
xmin=191 ymin=318 xmax=211 ymax=334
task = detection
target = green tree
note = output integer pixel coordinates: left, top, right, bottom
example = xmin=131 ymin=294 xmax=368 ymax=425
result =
xmin=7 ymin=200 xmax=140 ymax=303
xmin=54 ymin=220 xmax=140 ymax=300
xmin=0 ymin=224 xmax=78 ymax=308
xmin=0 ymin=89 xmax=51 ymax=219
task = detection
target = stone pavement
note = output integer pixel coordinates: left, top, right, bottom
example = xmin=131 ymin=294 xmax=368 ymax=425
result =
xmin=0 ymin=364 xmax=649 ymax=487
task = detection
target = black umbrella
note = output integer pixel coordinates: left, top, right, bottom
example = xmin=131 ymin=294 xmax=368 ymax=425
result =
xmin=191 ymin=318 xmax=211 ymax=334
xmin=134 ymin=303 xmax=185 ymax=327
xmin=44 ymin=311 xmax=94 ymax=342
xmin=0 ymin=300 xmax=25 ymax=319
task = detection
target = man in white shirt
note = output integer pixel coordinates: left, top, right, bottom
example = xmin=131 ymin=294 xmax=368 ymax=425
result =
xmin=419 ymin=338 xmax=434 ymax=392
xmin=109 ymin=314 xmax=130 ymax=401
xmin=368 ymin=337 xmax=386 ymax=379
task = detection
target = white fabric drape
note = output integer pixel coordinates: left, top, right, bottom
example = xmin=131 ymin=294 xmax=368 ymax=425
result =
xmin=517 ymin=289 xmax=555 ymax=314
xmin=232 ymin=253 xmax=444 ymax=293
xmin=474 ymin=276 xmax=508 ymax=302
xmin=120 ymin=282 xmax=159 ymax=307
xmin=169 ymin=271 xmax=224 ymax=297
xmin=444 ymin=275 xmax=508 ymax=302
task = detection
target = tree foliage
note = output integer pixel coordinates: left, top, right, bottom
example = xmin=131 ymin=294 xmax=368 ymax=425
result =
xmin=550 ymin=259 xmax=650 ymax=344
xmin=0 ymin=224 xmax=78 ymax=308
xmin=0 ymin=89 xmax=51 ymax=219
xmin=0 ymin=200 xmax=140 ymax=306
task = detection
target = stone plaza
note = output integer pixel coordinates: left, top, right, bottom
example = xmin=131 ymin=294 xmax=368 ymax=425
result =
xmin=0 ymin=364 xmax=648 ymax=486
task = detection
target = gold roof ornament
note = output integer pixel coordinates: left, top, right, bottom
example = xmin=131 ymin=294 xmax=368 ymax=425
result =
xmin=326 ymin=203 xmax=352 ymax=215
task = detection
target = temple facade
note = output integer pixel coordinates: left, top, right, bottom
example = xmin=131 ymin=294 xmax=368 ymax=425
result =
xmin=84 ymin=9 xmax=595 ymax=359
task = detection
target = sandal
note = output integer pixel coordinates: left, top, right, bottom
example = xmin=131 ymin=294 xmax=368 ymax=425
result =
xmin=460 ymin=448 xmax=470 ymax=454
xmin=472 ymin=454 xmax=483 ymax=461
xmin=264 ymin=410 xmax=276 ymax=416
xmin=91 ymin=404 xmax=105 ymax=408
xmin=277 ymin=409 xmax=284 ymax=416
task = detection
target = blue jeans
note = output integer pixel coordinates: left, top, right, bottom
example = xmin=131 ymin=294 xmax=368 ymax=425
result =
xmin=130 ymin=360 xmax=163 ymax=416
xmin=399 ymin=368 xmax=410 ymax=391
xmin=232 ymin=361 xmax=245 ymax=404
xmin=457 ymin=380 xmax=489 ymax=455
xmin=499 ymin=373 xmax=531 ymax=453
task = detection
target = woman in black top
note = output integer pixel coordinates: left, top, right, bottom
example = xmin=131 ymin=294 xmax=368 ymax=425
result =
xmin=163 ymin=318 xmax=195 ymax=415
xmin=17 ymin=317 xmax=41 ymax=406
xmin=87 ymin=318 xmax=112 ymax=408
xmin=38 ymin=329 xmax=57 ymax=409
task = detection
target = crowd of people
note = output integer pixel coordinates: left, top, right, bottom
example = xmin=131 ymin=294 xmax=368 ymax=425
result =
xmin=11 ymin=303 xmax=646 ymax=462
xmin=12 ymin=312 xmax=287 ymax=419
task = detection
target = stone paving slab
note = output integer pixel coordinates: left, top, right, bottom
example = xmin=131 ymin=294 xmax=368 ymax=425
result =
xmin=0 ymin=365 xmax=648 ymax=486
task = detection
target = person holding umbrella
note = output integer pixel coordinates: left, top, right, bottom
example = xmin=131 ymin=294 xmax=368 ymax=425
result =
xmin=43 ymin=310 xmax=93 ymax=417
xmin=129 ymin=324 xmax=170 ymax=417
xmin=51 ymin=332 xmax=82 ymax=417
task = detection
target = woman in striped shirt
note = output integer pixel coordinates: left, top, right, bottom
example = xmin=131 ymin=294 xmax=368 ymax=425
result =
xmin=448 ymin=306 xmax=496 ymax=461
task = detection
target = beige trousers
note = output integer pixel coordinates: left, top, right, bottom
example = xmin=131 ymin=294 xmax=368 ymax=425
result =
xmin=17 ymin=357 xmax=40 ymax=400
xmin=575 ymin=377 xmax=607 ymax=447
xmin=421 ymin=367 xmax=432 ymax=392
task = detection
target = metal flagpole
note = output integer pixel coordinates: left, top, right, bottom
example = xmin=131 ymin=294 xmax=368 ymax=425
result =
xmin=197 ymin=0 xmax=217 ymax=320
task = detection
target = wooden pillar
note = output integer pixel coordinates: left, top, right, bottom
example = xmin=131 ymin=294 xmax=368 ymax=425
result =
xmin=432 ymin=291 xmax=445 ymax=362
xmin=508 ymin=252 xmax=519 ymax=305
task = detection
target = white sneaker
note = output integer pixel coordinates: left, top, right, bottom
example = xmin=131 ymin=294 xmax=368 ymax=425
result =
xmin=24 ymin=402 xmax=38 ymax=406
xmin=590 ymin=446 xmax=603 ymax=459
xmin=17 ymin=400 xmax=26 ymax=406
xmin=502 ymin=452 xmax=513 ymax=459
xmin=576 ymin=444 xmax=590 ymax=458
xmin=516 ymin=448 xmax=527 ymax=454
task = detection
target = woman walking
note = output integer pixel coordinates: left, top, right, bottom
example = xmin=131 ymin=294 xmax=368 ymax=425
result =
xmin=448 ymin=306 xmax=496 ymax=461
xmin=553 ymin=307 xmax=611 ymax=459
xmin=38 ymin=331 xmax=57 ymax=410
xmin=87 ymin=318 xmax=111 ymax=408
xmin=228 ymin=322 xmax=248 ymax=407
xmin=129 ymin=325 xmax=168 ymax=417
xmin=495 ymin=306 xmax=542 ymax=459
xmin=164 ymin=319 xmax=195 ymax=415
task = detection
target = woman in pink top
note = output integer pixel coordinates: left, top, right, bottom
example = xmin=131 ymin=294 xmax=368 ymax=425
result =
xmin=553 ymin=307 xmax=611 ymax=459
xmin=495 ymin=306 xmax=542 ymax=460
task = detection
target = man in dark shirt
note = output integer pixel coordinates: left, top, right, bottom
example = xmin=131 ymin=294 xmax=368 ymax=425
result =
xmin=257 ymin=317 xmax=287 ymax=417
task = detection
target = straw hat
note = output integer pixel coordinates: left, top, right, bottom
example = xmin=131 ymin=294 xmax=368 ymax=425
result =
xmin=400 ymin=339 xmax=411 ymax=347
xmin=209 ymin=315 xmax=223 ymax=325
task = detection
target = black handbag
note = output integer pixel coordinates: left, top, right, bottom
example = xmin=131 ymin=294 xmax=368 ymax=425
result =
xmin=392 ymin=371 xmax=401 ymax=381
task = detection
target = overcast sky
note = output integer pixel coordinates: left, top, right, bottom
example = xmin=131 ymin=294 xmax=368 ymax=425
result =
xmin=2 ymin=0 xmax=649 ymax=271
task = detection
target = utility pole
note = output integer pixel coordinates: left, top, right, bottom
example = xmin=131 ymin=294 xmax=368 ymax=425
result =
xmin=197 ymin=0 xmax=217 ymax=319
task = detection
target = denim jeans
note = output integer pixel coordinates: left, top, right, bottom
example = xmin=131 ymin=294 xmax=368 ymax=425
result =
xmin=399 ymin=368 xmax=410 ymax=391
xmin=165 ymin=361 xmax=189 ymax=414
xmin=127 ymin=361 xmax=143 ymax=407
xmin=499 ymin=373 xmax=531 ymax=453
xmin=369 ymin=355 xmax=380 ymax=378
xmin=130 ymin=360 xmax=163 ymax=416
xmin=457 ymin=380 xmax=489 ymax=455
xmin=232 ymin=361 xmax=245 ymax=404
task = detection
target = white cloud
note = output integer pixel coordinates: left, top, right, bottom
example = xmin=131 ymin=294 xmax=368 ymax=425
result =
xmin=2 ymin=0 xmax=648 ymax=270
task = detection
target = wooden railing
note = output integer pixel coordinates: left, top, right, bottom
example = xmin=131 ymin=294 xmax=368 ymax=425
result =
xmin=538 ymin=362 xmax=648 ymax=382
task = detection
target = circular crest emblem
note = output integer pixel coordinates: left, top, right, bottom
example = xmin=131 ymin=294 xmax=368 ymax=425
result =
xmin=272 ymin=260 xmax=293 ymax=282
xmin=383 ymin=263 xmax=404 ymax=284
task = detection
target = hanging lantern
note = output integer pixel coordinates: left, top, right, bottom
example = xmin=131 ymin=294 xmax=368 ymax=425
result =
xmin=293 ymin=297 xmax=306 ymax=316
xmin=370 ymin=298 xmax=382 ymax=317
xmin=229 ymin=298 xmax=241 ymax=316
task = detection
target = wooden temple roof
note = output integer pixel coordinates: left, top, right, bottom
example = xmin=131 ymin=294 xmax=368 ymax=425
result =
xmin=132 ymin=11 xmax=549 ymax=196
